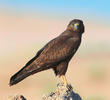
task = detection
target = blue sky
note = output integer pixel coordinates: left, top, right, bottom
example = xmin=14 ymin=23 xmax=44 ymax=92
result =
xmin=0 ymin=0 xmax=110 ymax=20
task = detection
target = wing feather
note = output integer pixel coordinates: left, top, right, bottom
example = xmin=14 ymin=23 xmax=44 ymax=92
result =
xmin=36 ymin=35 xmax=81 ymax=65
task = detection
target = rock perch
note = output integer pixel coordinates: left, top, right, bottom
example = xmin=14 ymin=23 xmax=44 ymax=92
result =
xmin=42 ymin=83 xmax=82 ymax=100
xmin=8 ymin=83 xmax=82 ymax=100
xmin=8 ymin=94 xmax=27 ymax=100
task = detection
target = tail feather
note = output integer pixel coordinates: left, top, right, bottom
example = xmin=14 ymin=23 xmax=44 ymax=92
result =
xmin=10 ymin=67 xmax=30 ymax=86
xmin=9 ymin=53 xmax=46 ymax=86
xmin=9 ymin=63 xmax=40 ymax=86
xmin=9 ymin=63 xmax=51 ymax=86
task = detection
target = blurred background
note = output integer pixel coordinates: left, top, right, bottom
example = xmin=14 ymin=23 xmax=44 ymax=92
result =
xmin=0 ymin=0 xmax=110 ymax=100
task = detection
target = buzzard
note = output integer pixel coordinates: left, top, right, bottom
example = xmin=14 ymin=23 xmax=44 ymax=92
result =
xmin=10 ymin=19 xmax=85 ymax=87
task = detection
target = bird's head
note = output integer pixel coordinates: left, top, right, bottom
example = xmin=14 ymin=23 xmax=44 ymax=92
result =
xmin=67 ymin=19 xmax=85 ymax=34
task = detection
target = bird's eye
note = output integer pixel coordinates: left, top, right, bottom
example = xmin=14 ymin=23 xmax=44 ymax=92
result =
xmin=73 ymin=23 xmax=79 ymax=30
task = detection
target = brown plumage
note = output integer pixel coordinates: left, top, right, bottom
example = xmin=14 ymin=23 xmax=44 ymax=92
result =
xmin=10 ymin=19 xmax=85 ymax=86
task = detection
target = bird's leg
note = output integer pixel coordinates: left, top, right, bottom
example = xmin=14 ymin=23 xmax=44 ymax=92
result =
xmin=60 ymin=75 xmax=68 ymax=86
xmin=60 ymin=75 xmax=72 ymax=91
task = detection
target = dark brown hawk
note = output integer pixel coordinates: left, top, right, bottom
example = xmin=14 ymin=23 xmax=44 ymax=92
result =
xmin=10 ymin=19 xmax=85 ymax=86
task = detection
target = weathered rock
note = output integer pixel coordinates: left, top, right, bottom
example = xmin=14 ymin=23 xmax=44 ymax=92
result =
xmin=42 ymin=83 xmax=82 ymax=100
xmin=8 ymin=83 xmax=82 ymax=100
xmin=8 ymin=94 xmax=27 ymax=100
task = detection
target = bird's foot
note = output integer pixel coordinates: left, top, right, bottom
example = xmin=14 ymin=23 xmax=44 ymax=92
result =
xmin=59 ymin=82 xmax=72 ymax=89
xmin=66 ymin=84 xmax=73 ymax=92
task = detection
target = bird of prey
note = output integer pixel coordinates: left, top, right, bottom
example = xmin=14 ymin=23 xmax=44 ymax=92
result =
xmin=10 ymin=19 xmax=85 ymax=87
